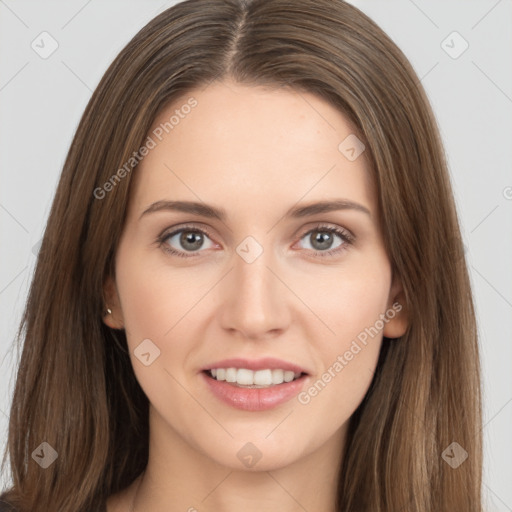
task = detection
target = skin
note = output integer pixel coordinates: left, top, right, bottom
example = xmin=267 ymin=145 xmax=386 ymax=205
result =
xmin=104 ymin=80 xmax=408 ymax=512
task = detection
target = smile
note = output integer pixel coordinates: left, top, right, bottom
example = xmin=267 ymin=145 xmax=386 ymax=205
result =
xmin=202 ymin=369 xmax=309 ymax=411
xmin=207 ymin=368 xmax=303 ymax=388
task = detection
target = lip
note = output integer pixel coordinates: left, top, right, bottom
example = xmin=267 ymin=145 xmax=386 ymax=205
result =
xmin=201 ymin=371 xmax=310 ymax=411
xmin=201 ymin=357 xmax=310 ymax=374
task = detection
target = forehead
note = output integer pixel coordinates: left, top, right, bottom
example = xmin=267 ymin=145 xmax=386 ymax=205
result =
xmin=128 ymin=80 xmax=375 ymax=219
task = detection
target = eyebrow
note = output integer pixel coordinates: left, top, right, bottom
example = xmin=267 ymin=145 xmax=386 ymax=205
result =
xmin=139 ymin=199 xmax=371 ymax=221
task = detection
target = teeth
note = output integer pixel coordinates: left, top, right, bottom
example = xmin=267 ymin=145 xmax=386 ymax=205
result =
xmin=226 ymin=368 xmax=237 ymax=382
xmin=237 ymin=368 xmax=254 ymax=385
xmin=271 ymin=369 xmax=284 ymax=385
xmin=208 ymin=367 xmax=302 ymax=387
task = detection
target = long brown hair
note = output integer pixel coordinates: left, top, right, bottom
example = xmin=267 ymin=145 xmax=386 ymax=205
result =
xmin=1 ymin=1 xmax=483 ymax=510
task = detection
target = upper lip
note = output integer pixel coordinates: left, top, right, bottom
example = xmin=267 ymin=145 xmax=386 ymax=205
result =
xmin=202 ymin=357 xmax=310 ymax=375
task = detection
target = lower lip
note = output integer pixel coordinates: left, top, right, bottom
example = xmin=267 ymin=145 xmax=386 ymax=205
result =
xmin=201 ymin=371 xmax=309 ymax=411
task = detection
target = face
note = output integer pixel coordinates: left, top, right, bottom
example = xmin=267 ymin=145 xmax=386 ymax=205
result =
xmin=104 ymin=80 xmax=407 ymax=472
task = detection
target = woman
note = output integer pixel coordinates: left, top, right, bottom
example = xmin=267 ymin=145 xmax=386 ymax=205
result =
xmin=0 ymin=0 xmax=483 ymax=510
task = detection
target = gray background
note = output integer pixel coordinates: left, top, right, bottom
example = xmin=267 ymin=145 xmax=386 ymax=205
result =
xmin=0 ymin=0 xmax=511 ymax=509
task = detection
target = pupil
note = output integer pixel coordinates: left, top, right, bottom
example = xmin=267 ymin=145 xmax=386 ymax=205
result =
xmin=312 ymin=231 xmax=332 ymax=250
xmin=181 ymin=231 xmax=203 ymax=251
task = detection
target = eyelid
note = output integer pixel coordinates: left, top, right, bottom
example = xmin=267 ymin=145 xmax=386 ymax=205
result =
xmin=157 ymin=222 xmax=216 ymax=242
xmin=296 ymin=222 xmax=354 ymax=244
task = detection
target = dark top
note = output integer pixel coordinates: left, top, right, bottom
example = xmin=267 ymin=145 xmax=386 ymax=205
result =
xmin=0 ymin=495 xmax=107 ymax=512
xmin=0 ymin=501 xmax=15 ymax=512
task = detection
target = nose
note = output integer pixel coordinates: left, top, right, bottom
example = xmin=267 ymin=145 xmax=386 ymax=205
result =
xmin=218 ymin=241 xmax=291 ymax=340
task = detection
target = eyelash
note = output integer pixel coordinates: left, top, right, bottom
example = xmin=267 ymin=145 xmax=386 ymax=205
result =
xmin=157 ymin=223 xmax=355 ymax=259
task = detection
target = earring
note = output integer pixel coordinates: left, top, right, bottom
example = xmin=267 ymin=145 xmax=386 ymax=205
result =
xmin=104 ymin=307 xmax=112 ymax=316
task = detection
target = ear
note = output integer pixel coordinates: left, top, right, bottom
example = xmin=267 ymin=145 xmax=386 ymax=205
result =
xmin=102 ymin=275 xmax=125 ymax=330
xmin=383 ymin=273 xmax=409 ymax=339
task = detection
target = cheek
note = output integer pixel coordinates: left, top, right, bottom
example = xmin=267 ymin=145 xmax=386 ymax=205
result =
xmin=300 ymin=253 xmax=392 ymax=349
xmin=114 ymin=248 xmax=199 ymax=399
xmin=296 ymin=255 xmax=391 ymax=407
xmin=114 ymin=244 xmax=220 ymax=398
xmin=115 ymin=244 xmax=202 ymax=341
xmin=332 ymin=275 xmax=391 ymax=347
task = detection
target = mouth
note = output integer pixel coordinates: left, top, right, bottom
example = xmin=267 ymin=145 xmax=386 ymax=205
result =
xmin=203 ymin=368 xmax=306 ymax=388
xmin=200 ymin=359 xmax=310 ymax=411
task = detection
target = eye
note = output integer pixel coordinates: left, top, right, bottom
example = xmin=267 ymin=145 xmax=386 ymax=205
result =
xmin=157 ymin=223 xmax=354 ymax=259
xmin=296 ymin=224 xmax=354 ymax=257
xmin=158 ymin=225 xmax=216 ymax=258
